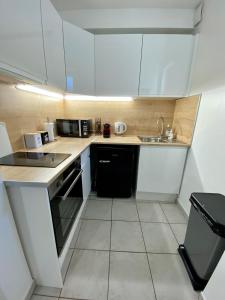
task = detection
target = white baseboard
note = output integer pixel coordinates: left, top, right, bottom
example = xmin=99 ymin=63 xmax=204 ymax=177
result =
xmin=135 ymin=191 xmax=177 ymax=202
xmin=25 ymin=280 xmax=35 ymax=300
xmin=199 ymin=292 xmax=207 ymax=300
xmin=177 ymin=201 xmax=189 ymax=221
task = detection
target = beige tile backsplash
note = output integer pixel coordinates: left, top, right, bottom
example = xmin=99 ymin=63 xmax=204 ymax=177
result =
xmin=173 ymin=95 xmax=201 ymax=144
xmin=0 ymin=82 xmax=200 ymax=150
xmin=64 ymin=99 xmax=176 ymax=136
xmin=0 ymin=83 xmax=63 ymax=150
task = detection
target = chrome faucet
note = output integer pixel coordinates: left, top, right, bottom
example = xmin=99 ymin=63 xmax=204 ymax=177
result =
xmin=157 ymin=117 xmax=164 ymax=138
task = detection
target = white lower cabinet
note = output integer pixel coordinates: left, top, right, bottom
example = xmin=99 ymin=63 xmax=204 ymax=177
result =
xmin=81 ymin=147 xmax=91 ymax=201
xmin=136 ymin=146 xmax=188 ymax=201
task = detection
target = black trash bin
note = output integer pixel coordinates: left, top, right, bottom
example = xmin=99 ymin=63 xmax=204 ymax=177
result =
xmin=178 ymin=193 xmax=225 ymax=291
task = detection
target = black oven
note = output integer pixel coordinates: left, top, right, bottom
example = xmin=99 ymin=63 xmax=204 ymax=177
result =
xmin=56 ymin=119 xmax=92 ymax=138
xmin=48 ymin=157 xmax=83 ymax=256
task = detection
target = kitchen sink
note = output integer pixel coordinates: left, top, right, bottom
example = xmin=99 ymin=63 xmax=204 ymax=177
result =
xmin=138 ymin=136 xmax=168 ymax=143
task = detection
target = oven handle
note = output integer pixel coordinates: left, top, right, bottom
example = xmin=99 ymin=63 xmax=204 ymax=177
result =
xmin=58 ymin=169 xmax=83 ymax=201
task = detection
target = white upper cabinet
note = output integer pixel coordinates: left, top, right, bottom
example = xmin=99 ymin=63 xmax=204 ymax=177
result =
xmin=0 ymin=0 xmax=46 ymax=83
xmin=139 ymin=34 xmax=195 ymax=97
xmin=41 ymin=0 xmax=66 ymax=90
xmin=63 ymin=21 xmax=95 ymax=95
xmin=95 ymin=34 xmax=142 ymax=96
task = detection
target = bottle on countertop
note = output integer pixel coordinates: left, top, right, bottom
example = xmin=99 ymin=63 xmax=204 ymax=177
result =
xmin=165 ymin=124 xmax=174 ymax=142
xmin=95 ymin=118 xmax=102 ymax=135
xmin=103 ymin=123 xmax=111 ymax=138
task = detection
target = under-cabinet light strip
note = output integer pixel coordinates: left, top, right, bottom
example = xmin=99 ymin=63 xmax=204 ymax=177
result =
xmin=64 ymin=94 xmax=133 ymax=101
xmin=16 ymin=84 xmax=63 ymax=100
xmin=15 ymin=84 xmax=134 ymax=101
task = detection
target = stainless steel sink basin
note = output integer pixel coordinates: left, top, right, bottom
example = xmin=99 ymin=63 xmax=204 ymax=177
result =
xmin=138 ymin=136 xmax=167 ymax=143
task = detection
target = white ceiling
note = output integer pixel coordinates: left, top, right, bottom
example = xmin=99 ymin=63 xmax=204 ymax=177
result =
xmin=51 ymin=0 xmax=201 ymax=11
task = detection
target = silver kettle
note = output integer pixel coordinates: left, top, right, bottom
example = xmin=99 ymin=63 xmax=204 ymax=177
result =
xmin=114 ymin=121 xmax=127 ymax=135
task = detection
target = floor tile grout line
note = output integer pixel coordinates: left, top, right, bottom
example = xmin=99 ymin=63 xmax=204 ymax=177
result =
xmin=159 ymin=203 xmax=181 ymax=247
xmin=59 ymin=202 xmax=88 ymax=298
xmin=59 ymin=248 xmax=75 ymax=298
xmin=107 ymin=198 xmax=113 ymax=300
xmin=135 ymin=201 xmax=158 ymax=300
xmin=81 ymin=217 xmax=187 ymax=224
xmin=33 ymin=294 xmax=61 ymax=298
xmin=72 ymin=247 xmax=180 ymax=255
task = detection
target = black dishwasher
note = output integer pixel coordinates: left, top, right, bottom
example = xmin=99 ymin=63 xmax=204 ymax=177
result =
xmin=91 ymin=145 xmax=138 ymax=198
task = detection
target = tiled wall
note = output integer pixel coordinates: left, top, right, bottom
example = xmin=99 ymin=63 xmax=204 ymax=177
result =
xmin=173 ymin=95 xmax=201 ymax=144
xmin=63 ymin=99 xmax=176 ymax=136
xmin=0 ymin=83 xmax=63 ymax=150
xmin=0 ymin=82 xmax=200 ymax=150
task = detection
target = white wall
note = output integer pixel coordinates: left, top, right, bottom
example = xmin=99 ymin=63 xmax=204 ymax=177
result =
xmin=191 ymin=0 xmax=225 ymax=93
xmin=178 ymin=1 xmax=225 ymax=299
xmin=0 ymin=181 xmax=33 ymax=300
xmin=178 ymin=88 xmax=225 ymax=214
xmin=60 ymin=8 xmax=195 ymax=30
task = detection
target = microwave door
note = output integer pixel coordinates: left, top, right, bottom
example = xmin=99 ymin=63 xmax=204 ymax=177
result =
xmin=63 ymin=121 xmax=71 ymax=135
xmin=71 ymin=121 xmax=80 ymax=137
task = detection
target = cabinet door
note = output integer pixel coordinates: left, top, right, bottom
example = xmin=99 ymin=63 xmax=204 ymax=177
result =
xmin=137 ymin=146 xmax=187 ymax=195
xmin=95 ymin=34 xmax=142 ymax=96
xmin=41 ymin=0 xmax=66 ymax=90
xmin=0 ymin=0 xmax=46 ymax=82
xmin=139 ymin=34 xmax=194 ymax=97
xmin=63 ymin=21 xmax=95 ymax=95
xmin=81 ymin=148 xmax=91 ymax=201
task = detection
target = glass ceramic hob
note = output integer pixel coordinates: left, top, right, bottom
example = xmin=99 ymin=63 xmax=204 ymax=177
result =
xmin=0 ymin=152 xmax=71 ymax=168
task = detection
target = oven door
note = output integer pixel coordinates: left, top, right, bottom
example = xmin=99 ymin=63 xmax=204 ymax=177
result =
xmin=56 ymin=119 xmax=80 ymax=137
xmin=50 ymin=168 xmax=83 ymax=256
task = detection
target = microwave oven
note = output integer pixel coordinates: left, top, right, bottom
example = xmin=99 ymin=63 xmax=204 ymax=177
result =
xmin=56 ymin=119 xmax=92 ymax=138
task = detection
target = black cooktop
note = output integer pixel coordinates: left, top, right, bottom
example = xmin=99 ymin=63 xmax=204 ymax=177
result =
xmin=0 ymin=152 xmax=71 ymax=168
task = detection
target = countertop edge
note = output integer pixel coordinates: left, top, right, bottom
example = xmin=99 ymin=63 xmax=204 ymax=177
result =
xmin=1 ymin=136 xmax=190 ymax=187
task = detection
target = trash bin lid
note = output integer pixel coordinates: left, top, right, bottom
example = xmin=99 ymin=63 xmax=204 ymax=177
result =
xmin=190 ymin=193 xmax=225 ymax=237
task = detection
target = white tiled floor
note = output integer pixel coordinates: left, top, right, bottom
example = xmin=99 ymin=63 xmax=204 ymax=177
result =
xmin=33 ymin=197 xmax=199 ymax=300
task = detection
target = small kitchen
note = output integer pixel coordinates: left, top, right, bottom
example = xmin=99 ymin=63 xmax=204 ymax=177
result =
xmin=1 ymin=1 xmax=225 ymax=300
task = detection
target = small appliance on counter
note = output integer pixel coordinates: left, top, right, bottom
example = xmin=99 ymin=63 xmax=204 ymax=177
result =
xmin=56 ymin=119 xmax=92 ymax=138
xmin=114 ymin=121 xmax=127 ymax=135
xmin=24 ymin=133 xmax=42 ymax=149
xmin=103 ymin=123 xmax=111 ymax=138
xmin=38 ymin=131 xmax=49 ymax=144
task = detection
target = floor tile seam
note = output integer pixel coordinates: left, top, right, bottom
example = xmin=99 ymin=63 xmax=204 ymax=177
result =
xmin=59 ymin=249 xmax=76 ymax=298
xmin=60 ymin=215 xmax=84 ymax=297
xmin=159 ymin=203 xmax=188 ymax=224
xmin=134 ymin=201 xmax=158 ymax=300
xmin=59 ymin=296 xmax=90 ymax=300
xmin=82 ymin=218 xmax=111 ymax=221
xmin=72 ymin=247 xmax=180 ymax=255
xmin=158 ymin=203 xmax=181 ymax=246
xmin=107 ymin=198 xmax=113 ymax=300
xmin=33 ymin=293 xmax=61 ymax=298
